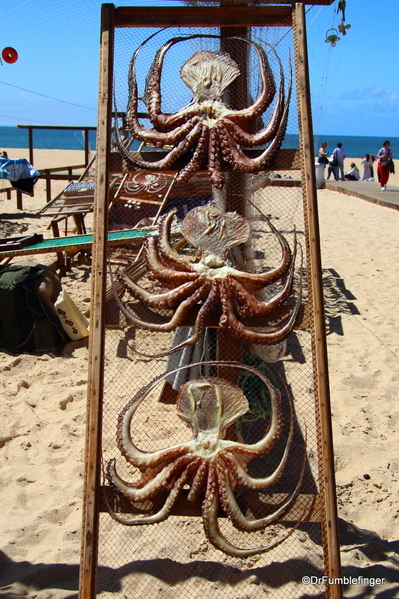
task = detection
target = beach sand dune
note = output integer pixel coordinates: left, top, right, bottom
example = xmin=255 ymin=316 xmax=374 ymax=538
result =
xmin=0 ymin=150 xmax=398 ymax=597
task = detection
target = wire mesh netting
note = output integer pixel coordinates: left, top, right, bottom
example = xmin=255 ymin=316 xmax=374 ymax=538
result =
xmin=90 ymin=11 xmax=332 ymax=599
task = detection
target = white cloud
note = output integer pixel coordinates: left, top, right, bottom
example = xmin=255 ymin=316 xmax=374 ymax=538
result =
xmin=362 ymin=85 xmax=386 ymax=98
xmin=338 ymin=85 xmax=399 ymax=103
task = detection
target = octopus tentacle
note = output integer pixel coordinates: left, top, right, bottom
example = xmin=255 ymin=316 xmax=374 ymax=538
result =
xmin=127 ymin=33 xmax=164 ymax=129
xmin=227 ymin=234 xmax=296 ymax=317
xmin=143 ymin=40 xmax=170 ymax=127
xmin=228 ymin=220 xmax=293 ymax=291
xmin=187 ymin=460 xmax=209 ymax=502
xmin=220 ymin=70 xmax=283 ymax=148
xmin=107 ymin=454 xmax=197 ymax=502
xmin=222 ymin=40 xmax=277 ymax=123
xmin=227 ymin=266 xmax=293 ymax=317
xmin=133 ymin=281 xmax=217 ymax=359
xmin=217 ymin=59 xmax=292 ymax=173
xmin=219 ymin=277 xmax=302 ymax=347
xmin=116 ymin=57 xmax=199 ymax=150
xmin=201 ymin=463 xmax=304 ymax=557
xmin=106 ymin=461 xmax=199 ymax=526
xmin=216 ymin=118 xmax=278 ymax=173
xmin=114 ymin=37 xmax=201 ymax=153
xmin=220 ymin=42 xmax=284 ymax=146
xmin=145 ymin=236 xmax=198 ymax=285
xmin=126 ymin=34 xmax=199 ymax=132
xmin=219 ymin=359 xmax=283 ymax=457
xmin=220 ymin=104 xmax=280 ymax=149
xmin=117 ymin=268 xmax=203 ymax=309
xmin=120 ymin=121 xmax=202 ymax=171
xmin=201 ymin=463 xmax=223 ymax=541
xmin=115 ymin=281 xmax=209 ymax=336
xmin=128 ymin=114 xmax=200 ymax=147
xmin=201 ymin=462 xmax=280 ymax=557
xmin=208 ymin=127 xmax=224 ymax=189
xmin=158 ymin=209 xmax=193 ymax=271
xmin=183 ymin=280 xmax=220 ymax=346
xmin=116 ymin=389 xmax=192 ymax=469
xmin=176 ymin=125 xmax=209 ymax=185
xmin=221 ymin=388 xmax=293 ymax=489
xmin=145 ymin=37 xmax=205 ymax=130
xmin=216 ymin=456 xmax=305 ymax=534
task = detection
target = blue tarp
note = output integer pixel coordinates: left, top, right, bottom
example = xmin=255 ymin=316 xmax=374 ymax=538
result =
xmin=0 ymin=157 xmax=40 ymax=196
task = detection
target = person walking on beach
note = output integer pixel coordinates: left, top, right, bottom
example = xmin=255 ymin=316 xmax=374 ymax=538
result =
xmin=377 ymin=140 xmax=393 ymax=191
xmin=357 ymin=154 xmax=373 ymax=181
xmin=318 ymin=141 xmax=329 ymax=164
xmin=333 ymin=142 xmax=346 ymax=180
xmin=326 ymin=146 xmax=339 ymax=180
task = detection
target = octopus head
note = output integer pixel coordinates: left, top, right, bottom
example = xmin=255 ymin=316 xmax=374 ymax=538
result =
xmin=181 ymin=205 xmax=250 ymax=262
xmin=180 ymin=50 xmax=240 ymax=102
xmin=176 ymin=377 xmax=249 ymax=439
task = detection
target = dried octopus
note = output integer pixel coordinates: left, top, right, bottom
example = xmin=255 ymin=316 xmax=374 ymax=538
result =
xmin=115 ymin=204 xmax=302 ymax=357
xmin=107 ymin=361 xmax=306 ymax=557
xmin=115 ymin=34 xmax=292 ymax=188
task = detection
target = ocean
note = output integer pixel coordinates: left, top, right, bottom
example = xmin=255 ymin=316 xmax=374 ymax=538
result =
xmin=0 ymin=126 xmax=397 ymax=158
xmin=0 ymin=126 xmax=97 ymax=152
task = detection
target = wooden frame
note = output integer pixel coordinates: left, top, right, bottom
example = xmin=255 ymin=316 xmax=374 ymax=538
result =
xmin=17 ymin=124 xmax=96 ymax=168
xmin=115 ymin=5 xmax=292 ymax=27
xmin=292 ymin=3 xmax=341 ymax=587
xmin=79 ymin=5 xmax=114 ymax=597
xmin=79 ymin=3 xmax=341 ymax=598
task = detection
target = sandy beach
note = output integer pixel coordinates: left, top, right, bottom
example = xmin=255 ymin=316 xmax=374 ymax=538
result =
xmin=0 ymin=149 xmax=399 ymax=597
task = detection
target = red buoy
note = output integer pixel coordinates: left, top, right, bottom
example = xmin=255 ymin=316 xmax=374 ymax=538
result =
xmin=2 ymin=47 xmax=18 ymax=64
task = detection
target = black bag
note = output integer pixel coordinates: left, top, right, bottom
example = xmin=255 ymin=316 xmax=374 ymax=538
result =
xmin=388 ymin=158 xmax=395 ymax=174
xmin=329 ymin=157 xmax=338 ymax=167
xmin=0 ymin=265 xmax=68 ymax=354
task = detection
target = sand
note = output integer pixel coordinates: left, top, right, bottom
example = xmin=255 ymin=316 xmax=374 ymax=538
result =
xmin=0 ymin=150 xmax=398 ymax=597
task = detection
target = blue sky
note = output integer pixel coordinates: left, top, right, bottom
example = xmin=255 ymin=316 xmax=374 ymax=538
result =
xmin=0 ymin=0 xmax=397 ymax=137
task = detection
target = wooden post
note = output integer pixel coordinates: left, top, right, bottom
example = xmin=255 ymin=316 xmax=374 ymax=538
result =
xmin=28 ymin=127 xmax=34 ymax=166
xmin=79 ymin=4 xmax=114 ymax=599
xmin=220 ymin=3 xmax=249 ymax=218
xmin=218 ymin=4 xmax=249 ymax=366
xmin=84 ymin=129 xmax=90 ymax=166
xmin=293 ymin=4 xmax=342 ymax=595
xmin=45 ymin=170 xmax=52 ymax=203
xmin=16 ymin=190 xmax=23 ymax=211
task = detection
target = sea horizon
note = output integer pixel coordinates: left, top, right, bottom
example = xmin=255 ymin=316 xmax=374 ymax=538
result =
xmin=0 ymin=126 xmax=97 ymax=152
xmin=0 ymin=125 xmax=398 ymax=158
